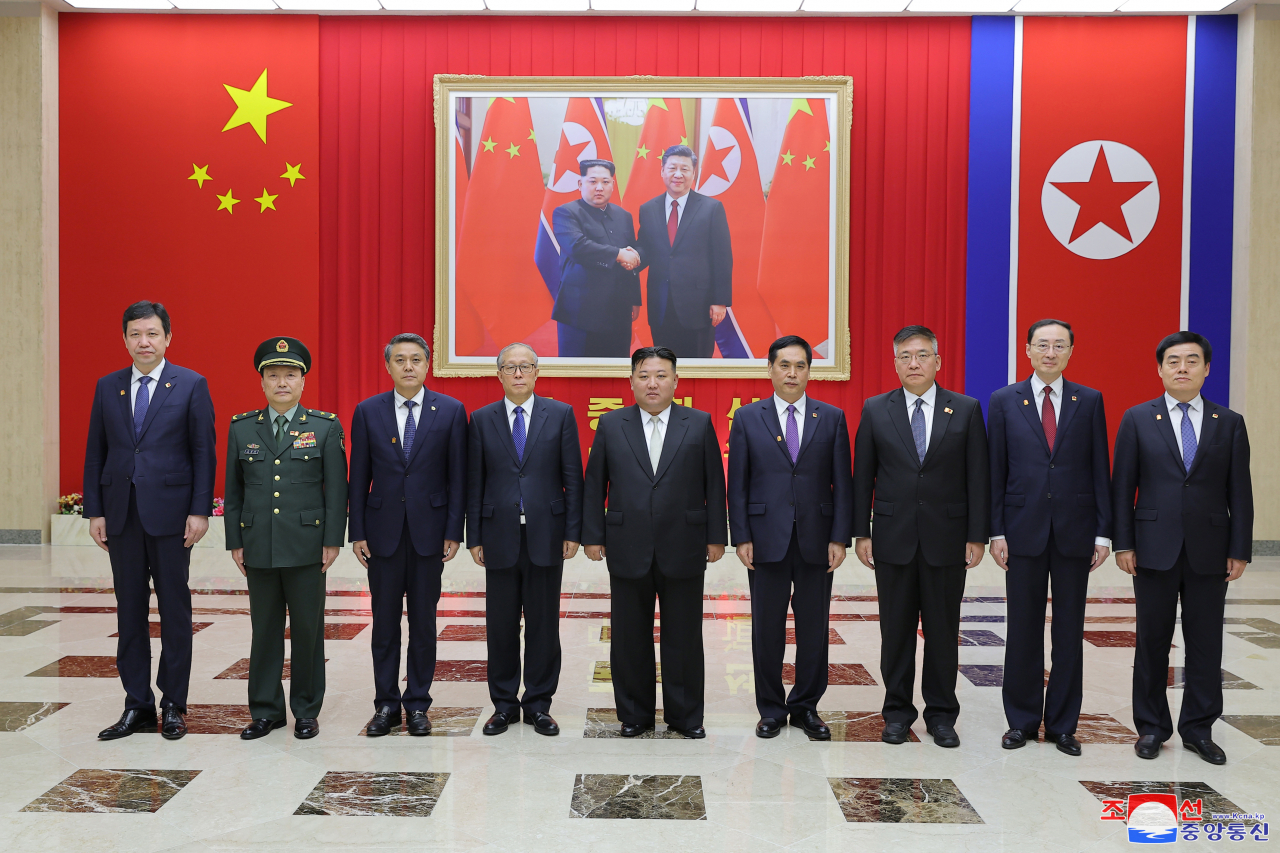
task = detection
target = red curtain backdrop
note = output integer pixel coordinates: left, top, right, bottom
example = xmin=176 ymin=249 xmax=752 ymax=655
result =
xmin=317 ymin=16 xmax=971 ymax=462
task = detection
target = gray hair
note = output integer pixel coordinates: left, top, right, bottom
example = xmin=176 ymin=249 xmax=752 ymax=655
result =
xmin=497 ymin=342 xmax=538 ymax=367
xmin=384 ymin=333 xmax=430 ymax=363
xmin=892 ymin=324 xmax=939 ymax=357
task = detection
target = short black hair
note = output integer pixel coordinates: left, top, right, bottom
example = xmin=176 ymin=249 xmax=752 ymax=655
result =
xmin=892 ymin=325 xmax=937 ymax=354
xmin=579 ymin=159 xmax=615 ymax=177
xmin=122 ymin=301 xmax=171 ymax=336
xmin=385 ymin=332 xmax=430 ymax=363
xmin=768 ymin=335 xmax=812 ymax=365
xmin=1156 ymin=331 xmax=1212 ymax=364
xmin=1026 ymin=318 xmax=1074 ymax=345
xmin=631 ymin=346 xmax=677 ymax=373
xmin=661 ymin=145 xmax=697 ymax=168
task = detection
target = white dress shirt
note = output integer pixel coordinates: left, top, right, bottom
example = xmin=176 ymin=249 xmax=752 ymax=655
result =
xmin=774 ymin=394 xmax=807 ymax=445
xmin=505 ymin=394 xmax=536 ymax=435
xmin=130 ymin=358 xmax=167 ymax=414
xmin=640 ymin=404 xmax=672 ymax=449
xmin=393 ymin=387 xmax=426 ymax=445
xmin=1030 ymin=373 xmax=1063 ymax=426
xmin=665 ymin=192 xmax=689 ymax=227
xmin=1164 ymin=392 xmax=1204 ymax=461
xmin=902 ymin=383 xmax=937 ymax=449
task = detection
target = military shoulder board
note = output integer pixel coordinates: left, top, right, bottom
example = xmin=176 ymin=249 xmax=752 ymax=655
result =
xmin=231 ymin=410 xmax=260 ymax=422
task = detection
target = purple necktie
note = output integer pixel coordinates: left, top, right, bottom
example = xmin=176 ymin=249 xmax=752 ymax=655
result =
xmin=134 ymin=375 xmax=151 ymax=440
xmin=403 ymin=400 xmax=417 ymax=461
xmin=786 ymin=404 xmax=799 ymax=464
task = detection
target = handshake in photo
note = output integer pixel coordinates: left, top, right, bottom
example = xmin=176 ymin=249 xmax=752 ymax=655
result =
xmin=616 ymin=246 xmax=642 ymax=271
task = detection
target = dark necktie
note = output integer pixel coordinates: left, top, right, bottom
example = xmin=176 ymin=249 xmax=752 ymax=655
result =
xmin=133 ymin=375 xmax=151 ymax=440
xmin=785 ymin=404 xmax=799 ymax=464
xmin=1041 ymin=386 xmax=1056 ymax=451
xmin=1178 ymin=402 xmax=1197 ymax=472
xmin=513 ymin=405 xmax=526 ymax=512
xmin=911 ymin=398 xmax=926 ymax=463
xmin=667 ymin=199 xmax=679 ymax=246
xmin=403 ymin=400 xmax=417 ymax=461
xmin=274 ymin=414 xmax=288 ymax=448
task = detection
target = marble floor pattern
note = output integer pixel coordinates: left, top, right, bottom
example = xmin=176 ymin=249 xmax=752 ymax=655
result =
xmin=0 ymin=545 xmax=1275 ymax=851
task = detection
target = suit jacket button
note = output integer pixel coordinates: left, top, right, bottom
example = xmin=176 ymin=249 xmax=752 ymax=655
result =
xmin=273 ymin=508 xmax=279 ymax=514
xmin=918 ymin=500 xmax=923 ymax=505
xmin=1049 ymin=463 xmax=1055 ymax=468
xmin=135 ymin=449 xmax=140 ymax=454
xmin=520 ymin=473 xmax=525 ymax=478
xmin=653 ymin=485 xmax=658 ymax=490
xmin=1047 ymin=493 xmax=1052 ymax=499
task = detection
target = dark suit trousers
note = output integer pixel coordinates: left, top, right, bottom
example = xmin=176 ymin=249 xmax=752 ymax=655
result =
xmin=1003 ymin=533 xmax=1089 ymax=736
xmin=610 ymin=560 xmax=705 ymax=730
xmin=875 ymin=546 xmax=967 ymax=728
xmin=246 ymin=561 xmax=326 ymax=720
xmin=486 ymin=528 xmax=564 ymax=716
xmin=109 ymin=488 xmax=192 ymax=713
xmin=558 ymin=322 xmax=632 ymax=358
xmin=651 ymin=298 xmax=714 ymax=359
xmin=368 ymin=520 xmax=443 ymax=713
xmin=749 ymin=529 xmax=834 ymax=720
xmin=1133 ymin=547 xmax=1228 ymax=742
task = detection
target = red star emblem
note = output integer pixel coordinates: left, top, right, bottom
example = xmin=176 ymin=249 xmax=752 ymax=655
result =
xmin=1050 ymin=146 xmax=1152 ymax=243
xmin=700 ymin=137 xmax=735 ymax=186
xmin=551 ymin=132 xmax=591 ymax=188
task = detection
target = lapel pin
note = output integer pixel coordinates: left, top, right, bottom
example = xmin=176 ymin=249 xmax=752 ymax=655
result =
xmin=258 ymin=415 xmax=264 ymax=421
xmin=811 ymin=412 xmax=817 ymax=418
xmin=165 ymin=382 xmax=172 ymax=388
xmin=120 ymin=390 xmax=126 ymax=396
xmin=392 ymin=437 xmax=397 ymax=443
xmin=1023 ymin=399 xmax=1029 ymax=406
xmin=432 ymin=406 xmax=437 ymax=411
xmin=1212 ymin=413 xmax=1219 ymax=419
xmin=776 ymin=436 xmax=782 ymax=442
xmin=1156 ymin=414 xmax=1163 ymax=420
xmin=1071 ymin=395 xmax=1077 ymax=401
xmin=944 ymin=407 xmax=953 ymax=414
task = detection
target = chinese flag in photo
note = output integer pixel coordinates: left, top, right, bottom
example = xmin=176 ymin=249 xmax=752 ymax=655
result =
xmin=621 ymin=98 xmax=687 ymax=349
xmin=455 ymin=97 xmax=554 ymax=355
xmin=696 ymin=98 xmax=776 ymax=359
xmin=757 ymin=99 xmax=831 ymax=350
xmin=453 ymin=121 xmax=486 ymax=356
xmin=59 ymin=13 xmax=319 ymax=494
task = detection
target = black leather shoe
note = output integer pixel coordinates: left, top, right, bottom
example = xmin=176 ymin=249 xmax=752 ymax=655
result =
xmin=483 ymin=711 xmax=515 ymax=736
xmin=98 ymin=709 xmax=157 ymax=740
xmin=407 ymin=710 xmax=431 ymax=736
xmin=927 ymin=724 xmax=961 ymax=748
xmin=240 ymin=718 xmax=286 ymax=740
xmin=1184 ymin=738 xmax=1227 ymax=765
xmin=1135 ymin=734 xmax=1163 ymax=759
xmin=524 ymin=712 xmax=559 ymax=736
xmin=1050 ymin=732 xmax=1081 ymax=756
xmin=160 ymin=708 xmax=187 ymax=740
xmin=790 ymin=710 xmax=831 ymax=740
xmin=756 ymin=718 xmax=783 ymax=738
xmin=668 ymin=725 xmax=706 ymax=739
xmin=1001 ymin=729 xmax=1034 ymax=749
xmin=294 ymin=718 xmax=319 ymax=739
xmin=366 ymin=706 xmax=401 ymax=737
xmin=619 ymin=721 xmax=650 ymax=738
xmin=881 ymin=722 xmax=911 ymax=744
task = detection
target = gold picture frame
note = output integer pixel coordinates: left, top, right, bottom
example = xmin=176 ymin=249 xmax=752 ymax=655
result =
xmin=434 ymin=74 xmax=852 ymax=379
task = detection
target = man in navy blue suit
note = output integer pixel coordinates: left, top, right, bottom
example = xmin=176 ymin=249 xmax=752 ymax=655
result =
xmin=349 ymin=334 xmax=467 ymax=736
xmin=728 ymin=336 xmax=852 ymax=740
xmin=988 ymin=319 xmax=1112 ymax=756
xmin=467 ymin=343 xmax=583 ymax=737
xmin=83 ymin=301 xmax=216 ymax=741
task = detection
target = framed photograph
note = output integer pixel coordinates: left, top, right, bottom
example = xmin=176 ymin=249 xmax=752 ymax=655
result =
xmin=433 ymin=75 xmax=852 ymax=379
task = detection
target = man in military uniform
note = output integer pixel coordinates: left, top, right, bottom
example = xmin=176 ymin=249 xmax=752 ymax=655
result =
xmin=224 ymin=337 xmax=347 ymax=740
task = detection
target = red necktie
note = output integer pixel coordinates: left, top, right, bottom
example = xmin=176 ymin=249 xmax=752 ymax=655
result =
xmin=1041 ymin=386 xmax=1056 ymax=451
xmin=667 ymin=199 xmax=679 ymax=246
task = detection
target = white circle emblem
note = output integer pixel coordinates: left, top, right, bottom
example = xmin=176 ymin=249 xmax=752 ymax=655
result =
xmin=1040 ymin=140 xmax=1160 ymax=260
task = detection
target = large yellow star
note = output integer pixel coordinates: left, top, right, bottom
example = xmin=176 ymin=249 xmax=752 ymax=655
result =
xmin=823 ymin=140 xmax=831 ymax=152
xmin=481 ymin=137 xmax=496 ymax=153
xmin=781 ymin=150 xmax=795 ymax=166
xmin=255 ymin=189 xmax=278 ymax=212
xmin=636 ymin=144 xmax=651 ymax=160
xmin=188 ymin=164 xmax=211 ymax=188
xmin=679 ymin=136 xmax=689 ymax=147
xmin=803 ymin=155 xmax=816 ymax=171
xmin=216 ymin=189 xmax=239 ymax=214
xmin=281 ymin=163 xmax=305 ymax=187
xmin=505 ymin=143 xmax=521 ymax=158
xmin=222 ymin=69 xmax=292 ymax=143
xmin=528 ymin=128 xmax=537 ymax=141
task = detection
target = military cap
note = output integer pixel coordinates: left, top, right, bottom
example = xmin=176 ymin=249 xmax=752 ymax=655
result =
xmin=255 ymin=337 xmax=311 ymax=374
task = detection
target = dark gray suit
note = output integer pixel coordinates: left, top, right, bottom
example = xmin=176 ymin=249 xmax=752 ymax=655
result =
xmin=551 ymin=199 xmax=641 ymax=357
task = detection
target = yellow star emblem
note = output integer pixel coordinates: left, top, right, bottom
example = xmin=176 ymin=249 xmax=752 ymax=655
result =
xmin=255 ymin=189 xmax=278 ymax=212
xmin=481 ymin=137 xmax=496 ymax=153
xmin=188 ymin=164 xmax=211 ymax=188
xmin=679 ymin=136 xmax=689 ymax=147
xmin=505 ymin=143 xmax=521 ymax=158
xmin=281 ymin=163 xmax=305 ymax=187
xmin=528 ymin=128 xmax=537 ymax=141
xmin=215 ymin=189 xmax=239 ymax=214
xmin=222 ymin=69 xmax=292 ymax=144
xmin=637 ymin=144 xmax=650 ymax=160
xmin=781 ymin=150 xmax=795 ymax=166
xmin=803 ymin=155 xmax=816 ymax=171
xmin=823 ymin=140 xmax=831 ymax=152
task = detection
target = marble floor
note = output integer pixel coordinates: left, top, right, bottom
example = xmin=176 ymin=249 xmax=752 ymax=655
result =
xmin=0 ymin=546 xmax=1276 ymax=851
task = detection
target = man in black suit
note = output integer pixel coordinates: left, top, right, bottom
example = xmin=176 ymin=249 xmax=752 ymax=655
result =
xmin=728 ymin=335 xmax=853 ymax=740
xmin=349 ymin=334 xmax=468 ymax=737
xmin=583 ymin=346 xmax=727 ymax=738
xmin=551 ymin=160 xmax=642 ymax=358
xmin=635 ymin=145 xmax=732 ymax=358
xmin=467 ymin=343 xmax=583 ymax=737
xmin=988 ymin=319 xmax=1112 ymax=756
xmin=1113 ymin=331 xmax=1252 ymax=765
xmin=853 ymin=325 xmax=989 ymax=748
xmin=84 ymin=301 xmax=217 ymax=741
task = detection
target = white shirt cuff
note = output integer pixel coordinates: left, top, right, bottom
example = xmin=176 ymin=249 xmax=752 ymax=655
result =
xmin=990 ymin=535 xmax=1005 ymax=541
xmin=1095 ymin=537 xmax=1111 ymax=548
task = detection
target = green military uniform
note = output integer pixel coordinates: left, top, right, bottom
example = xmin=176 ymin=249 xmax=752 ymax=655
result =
xmin=224 ymin=338 xmax=347 ymax=724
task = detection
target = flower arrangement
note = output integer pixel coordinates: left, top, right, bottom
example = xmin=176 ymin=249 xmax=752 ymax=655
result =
xmin=212 ymin=497 xmax=224 ymax=517
xmin=58 ymin=493 xmax=84 ymax=515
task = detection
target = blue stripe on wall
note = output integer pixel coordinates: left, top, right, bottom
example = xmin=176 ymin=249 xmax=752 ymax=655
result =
xmin=1189 ymin=14 xmax=1237 ymax=407
xmin=965 ymin=16 xmax=1016 ymax=413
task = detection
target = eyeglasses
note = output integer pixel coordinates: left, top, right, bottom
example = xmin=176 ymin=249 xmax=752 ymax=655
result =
xmin=1031 ymin=343 xmax=1071 ymax=353
xmin=895 ymin=353 xmax=934 ymax=365
xmin=500 ymin=364 xmax=536 ymax=375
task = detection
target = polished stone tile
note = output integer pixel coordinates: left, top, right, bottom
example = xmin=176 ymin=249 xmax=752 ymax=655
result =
xmin=1083 ymin=630 xmax=1144 ymax=648
xmin=110 ymin=621 xmax=212 ymax=638
xmin=26 ymin=655 xmax=119 ymax=678
xmin=183 ymin=704 xmax=255 ymax=735
xmin=21 ymin=769 xmax=200 ymax=813
xmin=827 ymin=778 xmax=983 ymax=824
xmin=783 ymin=663 xmax=876 ymax=686
xmin=213 ymin=658 xmax=329 ymax=680
xmin=0 ymin=605 xmax=58 ymax=628
xmin=787 ymin=627 xmax=846 ymax=645
xmin=956 ymin=664 xmax=1052 ymax=687
xmin=917 ymin=629 xmax=1005 ymax=646
xmin=358 ymin=706 xmax=483 ymax=736
xmin=1079 ymin=781 xmax=1258 ymax=824
xmin=1168 ymin=667 xmax=1261 ymax=689
xmin=431 ymin=660 xmax=488 ymax=682
xmin=438 ymin=624 xmax=488 ymax=642
xmin=0 ymin=701 xmax=69 ymax=732
xmin=570 ymin=774 xmax=706 ymax=820
xmin=0 ymin=618 xmax=60 ymax=636
xmin=294 ymin=771 xmax=449 ymax=816
xmin=1219 ymin=715 xmax=1280 ymax=745
xmin=283 ymin=622 xmax=369 ymax=640
xmin=582 ymin=708 xmax=683 ymax=739
xmin=593 ymin=660 xmax=662 ymax=683
xmin=816 ymin=710 xmax=920 ymax=743
xmin=1073 ymin=713 xmax=1137 ymax=744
